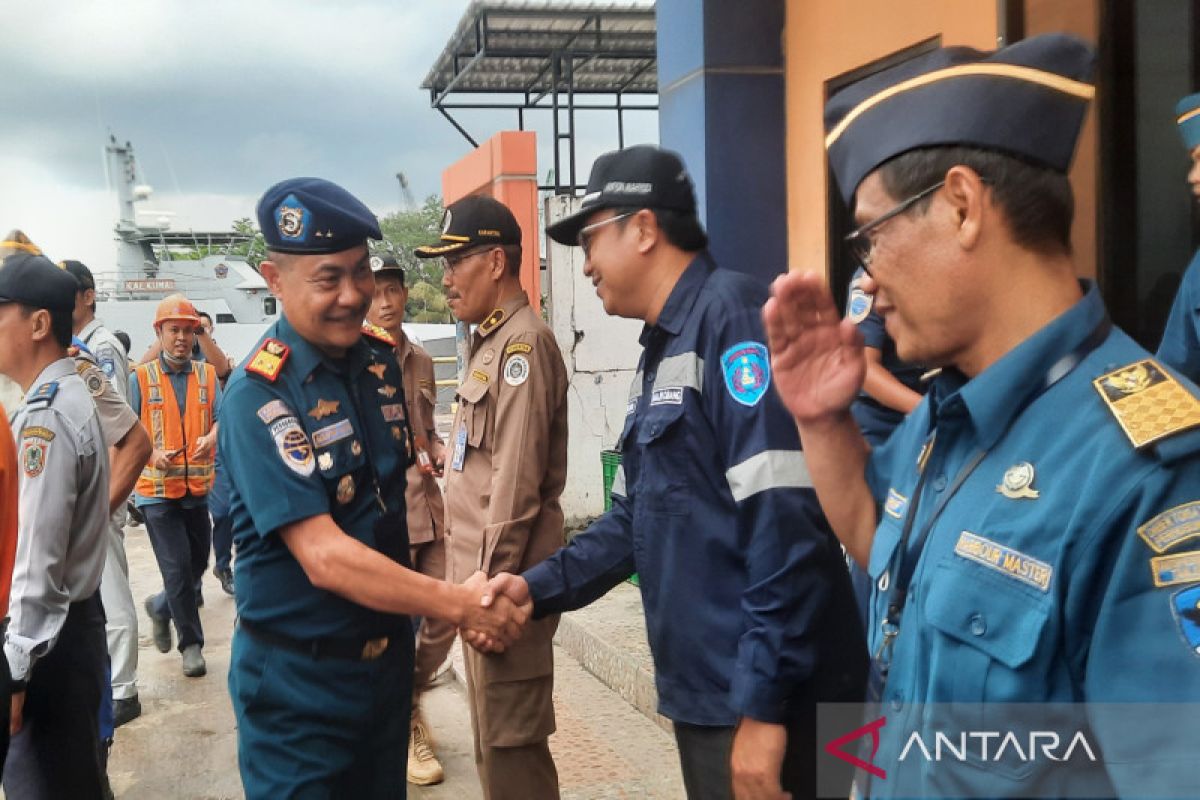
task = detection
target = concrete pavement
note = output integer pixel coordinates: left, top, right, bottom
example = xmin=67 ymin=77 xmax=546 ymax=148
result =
xmin=105 ymin=523 xmax=685 ymax=799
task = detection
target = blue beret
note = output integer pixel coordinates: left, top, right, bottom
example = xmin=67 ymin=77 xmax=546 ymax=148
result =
xmin=825 ymin=33 xmax=1096 ymax=206
xmin=256 ymin=177 xmax=381 ymax=255
xmin=1177 ymin=92 xmax=1200 ymax=151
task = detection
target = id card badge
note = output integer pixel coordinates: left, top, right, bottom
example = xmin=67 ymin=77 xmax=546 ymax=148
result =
xmin=451 ymin=424 xmax=467 ymax=471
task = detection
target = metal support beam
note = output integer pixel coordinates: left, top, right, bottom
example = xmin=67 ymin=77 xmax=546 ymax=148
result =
xmin=438 ymin=107 xmax=479 ymax=148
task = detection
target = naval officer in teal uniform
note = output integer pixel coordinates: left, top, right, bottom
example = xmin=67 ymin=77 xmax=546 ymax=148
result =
xmin=765 ymin=34 xmax=1200 ymax=798
xmin=1158 ymin=91 xmax=1200 ymax=382
xmin=220 ymin=177 xmax=529 ymax=799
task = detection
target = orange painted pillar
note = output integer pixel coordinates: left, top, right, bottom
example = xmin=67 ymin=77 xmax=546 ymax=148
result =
xmin=441 ymin=131 xmax=541 ymax=311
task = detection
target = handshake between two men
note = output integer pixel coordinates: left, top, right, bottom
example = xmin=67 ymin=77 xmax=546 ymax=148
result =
xmin=459 ymin=572 xmax=531 ymax=654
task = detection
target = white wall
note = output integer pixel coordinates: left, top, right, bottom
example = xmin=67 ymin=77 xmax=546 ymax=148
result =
xmin=545 ymin=195 xmax=643 ymax=524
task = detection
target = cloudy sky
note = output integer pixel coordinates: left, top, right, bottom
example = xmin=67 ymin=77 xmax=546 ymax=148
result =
xmin=0 ymin=0 xmax=657 ymax=269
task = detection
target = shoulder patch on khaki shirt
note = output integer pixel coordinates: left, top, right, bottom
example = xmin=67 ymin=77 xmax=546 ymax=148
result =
xmin=1094 ymin=359 xmax=1200 ymax=449
xmin=21 ymin=426 xmax=55 ymax=442
xmin=505 ymin=342 xmax=532 ymax=356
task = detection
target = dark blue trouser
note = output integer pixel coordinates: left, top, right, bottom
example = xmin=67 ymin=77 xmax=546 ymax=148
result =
xmin=3 ymin=593 xmax=107 ymax=799
xmin=229 ymin=626 xmax=413 ymax=799
xmin=208 ymin=459 xmax=233 ymax=573
xmin=143 ymin=501 xmax=211 ymax=650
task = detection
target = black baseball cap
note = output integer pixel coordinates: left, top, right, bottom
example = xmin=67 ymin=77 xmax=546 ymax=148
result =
xmin=0 ymin=253 xmax=80 ymax=312
xmin=414 ymin=195 xmax=522 ymax=259
xmin=60 ymin=259 xmax=95 ymax=291
xmin=370 ymin=253 xmax=406 ymax=281
xmin=546 ymin=145 xmax=698 ymax=245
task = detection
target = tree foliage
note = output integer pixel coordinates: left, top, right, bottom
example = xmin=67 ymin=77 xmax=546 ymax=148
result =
xmin=373 ymin=195 xmax=451 ymax=323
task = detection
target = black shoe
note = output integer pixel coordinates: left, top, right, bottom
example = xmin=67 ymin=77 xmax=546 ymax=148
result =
xmin=181 ymin=644 xmax=207 ymax=678
xmin=113 ymin=695 xmax=142 ymax=728
xmin=143 ymin=596 xmax=172 ymax=653
xmin=214 ymin=567 xmax=235 ymax=597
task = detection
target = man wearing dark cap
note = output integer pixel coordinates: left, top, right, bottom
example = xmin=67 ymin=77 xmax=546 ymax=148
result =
xmin=220 ymin=177 xmax=528 ymax=799
xmin=61 ymin=258 xmax=144 ymax=725
xmin=365 ymin=253 xmax=453 ymax=786
xmin=1158 ymin=92 xmax=1200 ymax=381
xmin=416 ymin=195 xmax=568 ymax=799
xmin=765 ymin=34 xmax=1200 ymax=797
xmin=0 ymin=253 xmax=110 ymax=798
xmin=480 ymin=145 xmax=867 ymax=800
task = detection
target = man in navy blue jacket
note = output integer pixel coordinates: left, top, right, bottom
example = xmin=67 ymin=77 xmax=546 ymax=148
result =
xmin=480 ymin=146 xmax=867 ymax=800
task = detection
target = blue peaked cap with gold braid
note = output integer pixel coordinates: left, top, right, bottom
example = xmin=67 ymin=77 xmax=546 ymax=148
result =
xmin=824 ymin=33 xmax=1096 ymax=206
xmin=1176 ymin=92 xmax=1200 ymax=151
xmin=256 ymin=177 xmax=381 ymax=255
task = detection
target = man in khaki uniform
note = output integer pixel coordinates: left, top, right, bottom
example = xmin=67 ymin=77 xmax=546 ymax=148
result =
xmin=416 ymin=196 xmax=567 ymax=800
xmin=365 ymin=253 xmax=454 ymax=786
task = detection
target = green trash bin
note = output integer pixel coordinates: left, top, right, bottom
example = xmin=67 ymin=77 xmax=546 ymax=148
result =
xmin=599 ymin=449 xmax=639 ymax=586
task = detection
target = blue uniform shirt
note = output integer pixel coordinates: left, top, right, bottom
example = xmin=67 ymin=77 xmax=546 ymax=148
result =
xmin=864 ymin=284 xmax=1200 ymax=796
xmin=525 ymin=253 xmax=866 ymax=726
xmin=1157 ymin=249 xmax=1200 ymax=383
xmin=219 ymin=314 xmax=413 ymax=641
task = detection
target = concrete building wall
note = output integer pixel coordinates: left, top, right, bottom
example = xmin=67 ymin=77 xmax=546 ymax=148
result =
xmin=544 ymin=195 xmax=642 ymax=524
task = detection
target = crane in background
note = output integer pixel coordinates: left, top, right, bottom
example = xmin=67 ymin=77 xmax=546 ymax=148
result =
xmin=395 ymin=172 xmax=416 ymax=211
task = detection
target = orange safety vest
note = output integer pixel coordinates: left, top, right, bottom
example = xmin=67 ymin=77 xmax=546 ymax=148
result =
xmin=135 ymin=359 xmax=217 ymax=499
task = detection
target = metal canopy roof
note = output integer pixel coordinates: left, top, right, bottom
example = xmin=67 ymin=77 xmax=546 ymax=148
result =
xmin=422 ymin=1 xmax=657 ymax=99
xmin=421 ymin=0 xmax=658 ymax=194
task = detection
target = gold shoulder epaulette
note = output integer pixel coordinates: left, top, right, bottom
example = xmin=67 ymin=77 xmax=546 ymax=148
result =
xmin=246 ymin=338 xmax=290 ymax=382
xmin=478 ymin=307 xmax=506 ymax=336
xmin=1093 ymin=359 xmax=1200 ymax=449
xmin=361 ymin=322 xmax=396 ymax=346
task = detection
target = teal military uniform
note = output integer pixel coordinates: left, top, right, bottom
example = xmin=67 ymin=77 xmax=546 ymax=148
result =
xmin=221 ymin=314 xmax=417 ymax=798
xmin=862 ymin=285 xmax=1200 ymax=797
xmin=1156 ymin=91 xmax=1200 ymax=382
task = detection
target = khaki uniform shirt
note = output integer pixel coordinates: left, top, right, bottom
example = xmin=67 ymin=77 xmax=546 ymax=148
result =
xmin=445 ymin=292 xmax=568 ymax=582
xmin=397 ymin=334 xmax=445 ymax=545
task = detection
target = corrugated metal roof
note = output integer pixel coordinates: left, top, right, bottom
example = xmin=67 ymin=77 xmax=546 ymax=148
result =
xmin=422 ymin=0 xmax=657 ymax=97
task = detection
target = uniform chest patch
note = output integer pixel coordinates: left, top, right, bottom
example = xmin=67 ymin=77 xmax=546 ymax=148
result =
xmin=1138 ymin=502 xmax=1200 ymax=554
xmin=367 ymin=363 xmax=388 ymax=381
xmin=270 ymin=417 xmax=314 ymax=476
xmin=721 ymin=341 xmax=771 ymax=407
xmin=381 ymin=403 xmax=405 ymax=422
xmin=1150 ymin=552 xmax=1200 ymax=588
xmin=503 ymin=355 xmax=529 ymax=387
xmin=312 ymin=419 xmax=353 ymax=448
xmin=1094 ymin=359 xmax=1200 ymax=448
xmin=256 ymin=399 xmax=292 ymax=424
xmin=650 ymin=387 xmax=683 ymax=406
xmin=954 ymin=531 xmax=1053 ymax=592
xmin=996 ymin=462 xmax=1039 ymax=500
xmin=309 ymin=399 xmax=340 ymax=420
xmin=884 ymin=488 xmax=907 ymax=519
xmin=1170 ymin=586 xmax=1200 ymax=659
xmin=847 ymin=288 xmax=874 ymax=324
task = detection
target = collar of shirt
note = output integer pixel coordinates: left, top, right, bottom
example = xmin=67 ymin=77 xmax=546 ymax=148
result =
xmin=474 ymin=291 xmax=531 ymax=343
xmin=79 ymin=318 xmax=103 ymax=343
xmin=275 ymin=312 xmax=371 ymax=380
xmin=158 ymin=352 xmax=194 ymax=375
xmin=929 ymin=280 xmax=1105 ymax=451
xmin=24 ymin=357 xmax=77 ymax=398
xmin=638 ymin=251 xmax=716 ymax=347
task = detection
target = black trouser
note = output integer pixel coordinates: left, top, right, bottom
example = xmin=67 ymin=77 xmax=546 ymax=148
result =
xmin=144 ymin=500 xmax=211 ymax=649
xmin=3 ymin=593 xmax=107 ymax=800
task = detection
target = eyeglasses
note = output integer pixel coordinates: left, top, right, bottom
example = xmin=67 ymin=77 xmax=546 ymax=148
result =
xmin=843 ymin=180 xmax=946 ymax=275
xmin=578 ymin=212 xmax=634 ymax=256
xmin=443 ymin=246 xmax=498 ymax=275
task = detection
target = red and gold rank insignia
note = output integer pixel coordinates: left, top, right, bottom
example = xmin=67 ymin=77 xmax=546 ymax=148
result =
xmin=246 ymin=338 xmax=290 ymax=382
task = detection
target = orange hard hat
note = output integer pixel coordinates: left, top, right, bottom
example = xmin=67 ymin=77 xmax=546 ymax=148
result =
xmin=154 ymin=293 xmax=201 ymax=329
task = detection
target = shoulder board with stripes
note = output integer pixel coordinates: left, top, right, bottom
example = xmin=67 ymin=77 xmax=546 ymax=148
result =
xmin=361 ymin=322 xmax=396 ymax=347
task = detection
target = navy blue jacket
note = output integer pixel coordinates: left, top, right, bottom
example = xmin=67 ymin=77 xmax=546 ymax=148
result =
xmin=524 ymin=254 xmax=867 ymax=726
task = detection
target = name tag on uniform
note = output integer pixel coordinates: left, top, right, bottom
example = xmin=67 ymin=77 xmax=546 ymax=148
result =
xmin=954 ymin=531 xmax=1053 ymax=592
xmin=451 ymin=424 xmax=467 ymax=472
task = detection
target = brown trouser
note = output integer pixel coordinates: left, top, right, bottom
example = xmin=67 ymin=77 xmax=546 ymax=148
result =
xmin=410 ymin=538 xmax=457 ymax=707
xmin=462 ymin=616 xmax=561 ymax=800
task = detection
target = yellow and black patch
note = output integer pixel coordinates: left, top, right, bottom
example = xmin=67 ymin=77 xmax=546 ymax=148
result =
xmin=21 ymin=426 xmax=55 ymax=442
xmin=1093 ymin=359 xmax=1200 ymax=449
xmin=246 ymin=338 xmax=290 ymax=382
xmin=471 ymin=369 xmax=490 ymax=384
xmin=361 ymin=322 xmax=396 ymax=347
xmin=505 ymin=342 xmax=533 ymax=356
xmin=478 ymin=307 xmax=506 ymax=336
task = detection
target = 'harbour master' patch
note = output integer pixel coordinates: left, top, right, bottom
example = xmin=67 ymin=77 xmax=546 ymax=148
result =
xmin=954 ymin=531 xmax=1053 ymax=592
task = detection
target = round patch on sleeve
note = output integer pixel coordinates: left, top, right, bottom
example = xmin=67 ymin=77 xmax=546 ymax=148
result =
xmin=847 ymin=287 xmax=874 ymax=324
xmin=721 ymin=341 xmax=771 ymax=407
xmin=270 ymin=416 xmax=315 ymax=476
xmin=504 ymin=354 xmax=530 ymax=387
